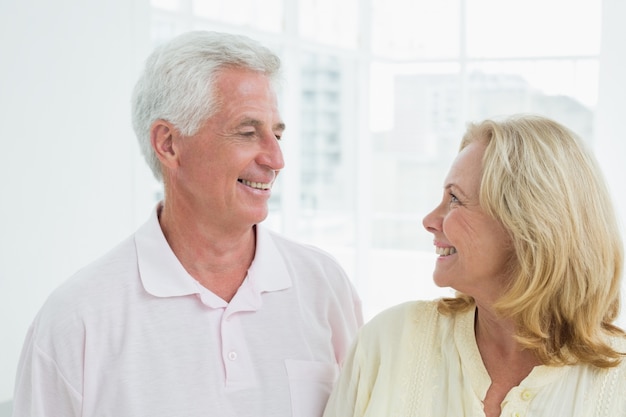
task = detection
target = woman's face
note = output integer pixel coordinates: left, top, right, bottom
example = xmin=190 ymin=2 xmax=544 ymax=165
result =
xmin=422 ymin=139 xmax=514 ymax=304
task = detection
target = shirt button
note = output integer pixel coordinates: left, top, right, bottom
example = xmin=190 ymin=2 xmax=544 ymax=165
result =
xmin=511 ymin=412 xmax=521 ymax=417
xmin=227 ymin=351 xmax=238 ymax=361
xmin=521 ymin=389 xmax=533 ymax=401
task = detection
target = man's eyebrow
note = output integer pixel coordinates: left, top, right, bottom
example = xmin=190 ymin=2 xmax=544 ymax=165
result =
xmin=237 ymin=118 xmax=286 ymax=131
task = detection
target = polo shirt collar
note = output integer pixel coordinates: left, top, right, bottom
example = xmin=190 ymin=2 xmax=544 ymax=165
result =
xmin=134 ymin=205 xmax=292 ymax=299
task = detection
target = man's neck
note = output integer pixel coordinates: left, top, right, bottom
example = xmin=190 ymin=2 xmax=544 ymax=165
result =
xmin=157 ymin=201 xmax=257 ymax=301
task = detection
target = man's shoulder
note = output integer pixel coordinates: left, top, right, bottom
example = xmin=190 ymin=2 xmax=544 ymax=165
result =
xmin=262 ymin=226 xmax=342 ymax=265
xmin=259 ymin=227 xmax=359 ymax=303
xmin=37 ymin=235 xmax=139 ymax=321
xmin=66 ymin=234 xmax=138 ymax=289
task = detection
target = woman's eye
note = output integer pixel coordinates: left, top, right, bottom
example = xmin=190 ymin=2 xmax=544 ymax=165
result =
xmin=449 ymin=193 xmax=460 ymax=205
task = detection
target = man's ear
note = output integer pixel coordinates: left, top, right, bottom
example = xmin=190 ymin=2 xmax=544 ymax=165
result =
xmin=150 ymin=120 xmax=179 ymax=170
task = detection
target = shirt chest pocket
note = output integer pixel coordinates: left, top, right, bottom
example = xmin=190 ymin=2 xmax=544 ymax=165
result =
xmin=285 ymin=359 xmax=339 ymax=417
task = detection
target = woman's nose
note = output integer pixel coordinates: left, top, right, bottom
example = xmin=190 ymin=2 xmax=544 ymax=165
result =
xmin=422 ymin=204 xmax=443 ymax=234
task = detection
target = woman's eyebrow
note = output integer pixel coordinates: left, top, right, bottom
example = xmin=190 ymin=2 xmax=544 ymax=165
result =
xmin=445 ymin=183 xmax=468 ymax=199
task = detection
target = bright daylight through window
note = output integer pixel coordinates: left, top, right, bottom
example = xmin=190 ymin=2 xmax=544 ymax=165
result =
xmin=150 ymin=0 xmax=602 ymax=319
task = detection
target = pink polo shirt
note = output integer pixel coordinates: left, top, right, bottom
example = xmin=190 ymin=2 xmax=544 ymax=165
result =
xmin=13 ymin=207 xmax=363 ymax=417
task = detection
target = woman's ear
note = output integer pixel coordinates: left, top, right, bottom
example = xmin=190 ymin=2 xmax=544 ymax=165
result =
xmin=150 ymin=120 xmax=179 ymax=170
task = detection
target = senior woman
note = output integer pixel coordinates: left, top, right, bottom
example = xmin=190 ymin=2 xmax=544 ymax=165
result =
xmin=323 ymin=115 xmax=626 ymax=417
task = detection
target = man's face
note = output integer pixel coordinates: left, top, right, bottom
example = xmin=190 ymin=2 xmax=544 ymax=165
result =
xmin=169 ymin=67 xmax=285 ymax=232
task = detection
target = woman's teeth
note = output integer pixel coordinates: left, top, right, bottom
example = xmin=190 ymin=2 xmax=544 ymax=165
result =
xmin=436 ymin=246 xmax=457 ymax=256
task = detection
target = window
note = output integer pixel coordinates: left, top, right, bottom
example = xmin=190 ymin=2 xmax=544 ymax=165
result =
xmin=149 ymin=0 xmax=603 ymax=319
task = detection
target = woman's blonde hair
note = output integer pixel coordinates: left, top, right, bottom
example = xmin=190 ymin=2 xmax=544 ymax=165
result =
xmin=438 ymin=114 xmax=625 ymax=367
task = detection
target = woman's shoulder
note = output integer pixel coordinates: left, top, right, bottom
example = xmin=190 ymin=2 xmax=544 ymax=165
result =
xmin=349 ymin=300 xmax=449 ymax=393
xmin=372 ymin=299 xmax=439 ymax=320
xmin=359 ymin=300 xmax=442 ymax=341
xmin=582 ymin=334 xmax=626 ymax=413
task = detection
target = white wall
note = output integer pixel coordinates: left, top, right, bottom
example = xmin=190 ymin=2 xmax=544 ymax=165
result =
xmin=0 ymin=0 xmax=153 ymax=402
xmin=595 ymin=0 xmax=626 ymax=329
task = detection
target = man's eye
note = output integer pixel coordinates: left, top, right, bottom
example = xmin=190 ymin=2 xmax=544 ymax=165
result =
xmin=449 ymin=193 xmax=460 ymax=205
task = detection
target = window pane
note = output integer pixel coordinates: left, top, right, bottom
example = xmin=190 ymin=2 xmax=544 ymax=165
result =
xmin=297 ymin=52 xmax=356 ymax=246
xmin=367 ymin=250 xmax=452 ymax=316
xmin=466 ymin=60 xmax=598 ymax=141
xmin=299 ymin=0 xmax=359 ymax=48
xmin=372 ymin=0 xmax=460 ymax=59
xmin=151 ymin=0 xmax=181 ymax=11
xmin=467 ymin=0 xmax=601 ymax=58
xmin=371 ymin=62 xmax=462 ymax=250
xmin=151 ymin=15 xmax=180 ymax=45
xmin=369 ymin=61 xmax=465 ymax=316
xmin=192 ymin=0 xmax=283 ymax=33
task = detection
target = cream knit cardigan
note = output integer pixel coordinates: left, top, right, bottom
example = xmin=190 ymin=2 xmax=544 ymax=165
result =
xmin=324 ymin=300 xmax=626 ymax=417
